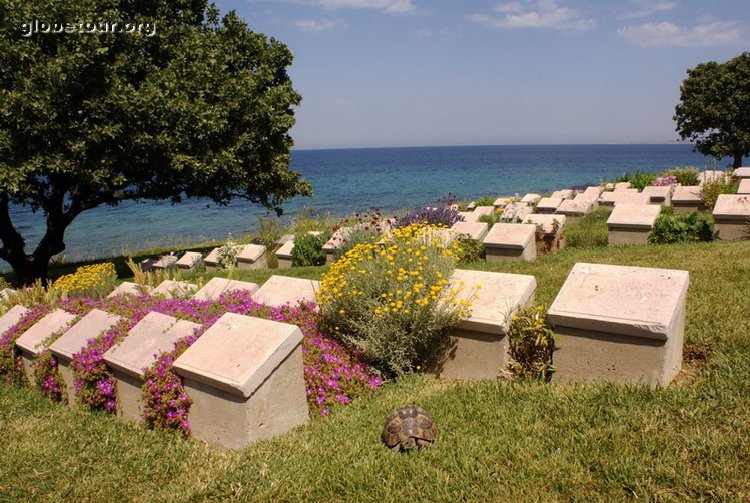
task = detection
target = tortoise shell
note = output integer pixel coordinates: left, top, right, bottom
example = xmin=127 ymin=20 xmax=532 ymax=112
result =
xmin=381 ymin=405 xmax=436 ymax=452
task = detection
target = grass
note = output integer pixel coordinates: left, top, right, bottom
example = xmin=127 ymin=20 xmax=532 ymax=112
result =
xmin=1 ymin=234 xmax=750 ymax=501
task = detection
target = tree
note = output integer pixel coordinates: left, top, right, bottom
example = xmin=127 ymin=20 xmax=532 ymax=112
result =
xmin=0 ymin=0 xmax=311 ymax=285
xmin=674 ymin=52 xmax=750 ymax=169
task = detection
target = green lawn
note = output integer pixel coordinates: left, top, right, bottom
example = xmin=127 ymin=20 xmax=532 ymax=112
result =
xmin=1 ymin=235 xmax=750 ymax=501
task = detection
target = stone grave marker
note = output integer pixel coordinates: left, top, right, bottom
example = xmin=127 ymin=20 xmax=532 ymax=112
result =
xmin=0 ymin=305 xmax=30 ymax=336
xmin=15 ymin=309 xmax=76 ymax=385
xmin=152 ymin=280 xmax=198 ymax=299
xmin=483 ymin=223 xmax=537 ymax=261
xmin=536 ymin=197 xmax=563 ymax=214
xmin=236 ymin=244 xmax=268 ymax=271
xmin=641 ymin=185 xmax=672 ymax=206
xmin=713 ymin=194 xmax=750 ymax=240
xmin=607 ymin=203 xmax=661 ymax=245
xmin=450 ymin=221 xmax=490 ymax=241
xmin=192 ymin=277 xmax=260 ymax=301
xmin=176 ymin=251 xmax=203 ymax=270
xmin=671 ymin=186 xmax=703 ymax=214
xmin=251 ymin=275 xmax=320 ymax=308
xmin=108 ymin=281 xmax=151 ymax=298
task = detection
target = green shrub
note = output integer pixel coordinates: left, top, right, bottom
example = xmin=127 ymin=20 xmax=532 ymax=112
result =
xmin=609 ymin=171 xmax=657 ymax=191
xmin=455 ymin=236 xmax=485 ymax=263
xmin=649 ymin=211 xmax=714 ymax=244
xmin=478 ymin=213 xmax=500 ymax=227
xmin=291 ymin=234 xmax=328 ymax=267
xmin=317 ymin=224 xmax=472 ymax=376
xmin=700 ymin=172 xmax=737 ymax=209
xmin=663 ymin=166 xmax=699 ymax=186
xmin=474 ymin=196 xmax=496 ymax=206
xmin=507 ymin=305 xmax=555 ymax=381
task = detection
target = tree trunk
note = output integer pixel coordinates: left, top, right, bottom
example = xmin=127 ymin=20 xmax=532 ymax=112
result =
xmin=734 ymin=152 xmax=744 ymax=168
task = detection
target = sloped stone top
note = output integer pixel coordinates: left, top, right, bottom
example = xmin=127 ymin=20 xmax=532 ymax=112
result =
xmin=450 ymin=221 xmax=489 ymax=241
xmin=251 ymin=275 xmax=320 ymax=308
xmin=176 ymin=251 xmax=203 ymax=269
xmin=153 ymin=255 xmax=178 ymax=269
xmin=607 ymin=203 xmax=661 ymax=229
xmin=323 ymin=227 xmax=352 ymax=251
xmin=551 ymin=189 xmax=573 ymax=199
xmin=108 ymin=281 xmax=151 ymax=298
xmin=672 ymin=186 xmax=702 ymax=203
xmin=104 ymin=312 xmax=200 ymax=379
xmin=599 ymin=192 xmax=650 ymax=206
xmin=520 ymin=193 xmax=542 ymax=204
xmin=501 ymin=202 xmax=533 ymax=221
xmin=713 ymin=194 xmax=750 ymax=220
xmin=173 ymin=312 xmax=303 ymax=398
xmin=15 ymin=309 xmax=77 ymax=356
xmin=0 ymin=305 xmax=30 ymax=337
xmin=449 ymin=269 xmax=536 ymax=334
xmin=473 ymin=206 xmax=495 ymax=217
xmin=738 ymin=179 xmax=750 ymax=195
xmin=192 ymin=277 xmax=259 ymax=301
xmin=483 ymin=223 xmax=536 ymax=250
xmin=203 ymin=248 xmax=220 ymax=265
xmin=275 ymin=240 xmax=295 ymax=259
xmin=536 ymin=197 xmax=563 ymax=211
xmin=458 ymin=211 xmax=480 ymax=223
xmin=556 ymin=196 xmax=593 ymax=215
xmin=152 ymin=280 xmax=198 ymax=299
xmin=493 ymin=197 xmax=511 ymax=208
xmin=641 ymin=186 xmax=672 ymax=201
xmin=582 ymin=186 xmax=603 ymax=198
xmin=49 ymin=309 xmax=123 ymax=361
xmin=697 ymin=170 xmax=728 ymax=184
xmin=525 ymin=214 xmax=567 ymax=234
xmin=548 ymin=262 xmax=689 ymax=341
xmin=613 ymin=182 xmax=631 ymax=191
xmin=236 ymin=244 xmax=266 ymax=264
xmin=734 ymin=167 xmax=750 ymax=179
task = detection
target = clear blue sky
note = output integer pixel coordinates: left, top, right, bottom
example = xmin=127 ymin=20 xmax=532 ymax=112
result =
xmin=214 ymin=0 xmax=749 ymax=149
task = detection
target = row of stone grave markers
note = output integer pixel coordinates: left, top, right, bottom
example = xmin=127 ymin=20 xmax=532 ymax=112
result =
xmin=1 ymin=257 xmax=690 ymax=449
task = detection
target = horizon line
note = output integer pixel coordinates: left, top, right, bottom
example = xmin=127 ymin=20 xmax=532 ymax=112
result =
xmin=292 ymin=141 xmax=693 ymax=152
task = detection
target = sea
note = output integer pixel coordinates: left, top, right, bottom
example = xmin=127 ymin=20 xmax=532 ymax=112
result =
xmin=6 ymin=144 xmax=728 ymax=265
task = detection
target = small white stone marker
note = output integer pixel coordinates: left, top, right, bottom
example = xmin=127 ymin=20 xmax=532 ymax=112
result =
xmin=520 ymin=193 xmax=542 ymax=204
xmin=251 ymin=275 xmax=320 ymax=308
xmin=15 ymin=309 xmax=77 ymax=386
xmin=152 ymin=255 xmax=178 ymax=270
xmin=733 ymin=167 xmax=750 ymax=179
xmin=607 ymin=203 xmax=661 ymax=245
xmin=641 ymin=185 xmax=672 ymax=206
xmin=671 ymin=186 xmax=703 ymax=214
xmin=104 ymin=312 xmax=200 ymax=422
xmin=473 ymin=206 xmax=495 ymax=218
xmin=107 ymin=281 xmax=151 ymax=298
xmin=0 ymin=305 xmax=30 ymax=337
xmin=192 ymin=277 xmax=259 ymax=301
xmin=697 ymin=170 xmax=727 ymax=185
xmin=599 ymin=192 xmax=650 ymax=206
xmin=236 ymin=244 xmax=268 ymax=271
xmin=551 ymin=189 xmax=574 ymax=199
xmin=435 ymin=269 xmax=536 ymax=380
xmin=713 ymin=194 xmax=750 ymax=240
xmin=483 ymin=223 xmax=537 ymax=262
xmin=176 ymin=251 xmax=203 ymax=270
xmin=275 ymin=240 xmax=295 ymax=269
xmin=525 ymin=214 xmax=567 ymax=235
xmin=556 ymin=196 xmax=594 ymax=223
xmin=501 ymin=202 xmax=532 ymax=222
xmin=548 ymin=262 xmax=689 ymax=387
xmin=152 ymin=280 xmax=198 ymax=299
xmin=322 ymin=227 xmax=351 ymax=263
xmin=467 ymin=201 xmax=477 ymax=210
xmin=450 ymin=221 xmax=490 ymax=241
xmin=458 ymin=211 xmax=480 ymax=223
xmin=613 ymin=182 xmax=631 ymax=191
xmin=203 ymin=248 xmax=220 ymax=272
xmin=492 ymin=197 xmax=511 ymax=208
xmin=605 ymin=183 xmax=615 ymax=190
xmin=536 ymin=197 xmax=563 ymax=214
xmin=173 ymin=312 xmax=308 ymax=449
xmin=48 ymin=309 xmax=123 ymax=405
xmin=582 ymin=186 xmax=603 ymax=199
xmin=276 ymin=234 xmax=295 ymax=245
xmin=737 ymin=179 xmax=750 ymax=195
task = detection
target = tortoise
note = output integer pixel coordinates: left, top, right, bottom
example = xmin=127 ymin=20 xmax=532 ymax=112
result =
xmin=381 ymin=405 xmax=436 ymax=452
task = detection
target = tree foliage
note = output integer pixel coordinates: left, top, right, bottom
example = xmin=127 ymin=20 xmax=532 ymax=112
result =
xmin=674 ymin=52 xmax=750 ymax=168
xmin=0 ymin=0 xmax=311 ymax=284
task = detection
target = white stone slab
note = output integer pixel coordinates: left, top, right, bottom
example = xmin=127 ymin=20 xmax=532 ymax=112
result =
xmin=536 ymin=197 xmax=563 ymax=213
xmin=276 ymin=234 xmax=295 ymax=245
xmin=599 ymin=192 xmax=651 ymax=206
xmin=0 ymin=305 xmax=30 ymax=336
xmin=613 ymin=182 xmax=631 ymax=191
xmin=733 ymin=167 xmax=750 ymax=179
xmin=605 ymin=183 xmax=614 ymax=190
xmin=467 ymin=201 xmax=477 ymax=210
xmin=549 ymin=263 xmax=688 ymax=341
xmin=501 ymin=202 xmax=533 ymax=221
xmin=152 ymin=255 xmax=178 ymax=270
xmin=697 ymin=170 xmax=728 ymax=184
xmin=484 ymin=223 xmax=535 ymax=250
xmin=556 ymin=196 xmax=594 ymax=216
xmin=322 ymin=227 xmax=351 ymax=252
xmin=473 ymin=206 xmax=495 ymax=217
xmin=525 ymin=214 xmax=567 ymax=235
xmin=672 ymin=185 xmax=702 ymax=204
xmin=607 ymin=203 xmax=661 ymax=230
xmin=104 ymin=312 xmax=200 ymax=380
xmin=275 ymin=240 xmax=295 ymax=259
xmin=492 ymin=197 xmax=511 ymax=208
xmin=737 ymin=179 xmax=750 ymax=194
xmin=108 ymin=281 xmax=151 ymax=298
xmin=551 ymin=189 xmax=574 ymax=199
xmin=176 ymin=251 xmax=203 ymax=270
xmin=15 ymin=309 xmax=77 ymax=356
xmin=49 ymin=309 xmax=123 ymax=362
xmin=192 ymin=277 xmax=259 ymax=301
xmin=641 ymin=185 xmax=672 ymax=205
xmin=236 ymin=244 xmax=266 ymax=264
xmin=582 ymin=186 xmax=604 ymax=199
xmin=458 ymin=211 xmax=480 ymax=223
xmin=152 ymin=280 xmax=198 ymax=299
xmin=204 ymin=248 xmax=220 ymax=268
xmin=450 ymin=221 xmax=489 ymax=241
xmin=713 ymin=194 xmax=750 ymax=220
xmin=251 ymin=275 xmax=320 ymax=308
xmin=520 ymin=193 xmax=541 ymax=204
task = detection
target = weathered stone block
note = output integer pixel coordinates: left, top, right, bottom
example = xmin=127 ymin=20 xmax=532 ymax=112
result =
xmin=697 ymin=170 xmax=728 ymax=185
xmin=713 ymin=194 xmax=750 ymax=240
xmin=671 ymin=186 xmax=703 ymax=214
xmin=152 ymin=255 xmax=178 ymax=270
xmin=107 ymin=281 xmax=151 ymax=298
xmin=737 ymin=179 xmax=750 ymax=194
xmin=492 ymin=197 xmax=511 ymax=208
xmin=450 ymin=221 xmax=489 ymax=241
xmin=192 ymin=277 xmax=259 ymax=301
xmin=613 ymin=182 xmax=631 ymax=191
xmin=251 ymin=275 xmax=320 ymax=308
xmin=104 ymin=312 xmax=200 ymax=422
xmin=525 ymin=214 xmax=567 ymax=250
xmin=520 ymin=193 xmax=541 ymax=204
xmin=173 ymin=313 xmax=308 ymax=449
xmin=458 ymin=211 xmax=480 ymax=223
xmin=48 ymin=309 xmax=123 ymax=405
xmin=152 ymin=280 xmax=198 ymax=299
xmin=236 ymin=244 xmax=268 ymax=271
xmin=556 ymin=196 xmax=594 ymax=223
xmin=15 ymin=309 xmax=76 ymax=386
xmin=0 ymin=305 xmax=30 ymax=336
xmin=551 ymin=189 xmax=574 ymax=199
xmin=176 ymin=251 xmax=203 ymax=270
xmin=641 ymin=185 xmax=672 ymax=206
xmin=467 ymin=201 xmax=477 ymax=210
xmin=203 ymin=248 xmax=220 ymax=272
xmin=548 ymin=262 xmax=688 ymax=387
xmin=607 ymin=203 xmax=660 ymax=245
xmin=483 ymin=223 xmax=536 ymax=262
xmin=599 ymin=191 xmax=650 ymax=207
xmin=733 ymin=167 xmax=750 ymax=179
xmin=501 ymin=202 xmax=533 ymax=222
xmin=322 ymin=227 xmax=351 ymax=264
xmin=536 ymin=197 xmax=563 ymax=213
xmin=582 ymin=186 xmax=603 ymax=199
xmin=275 ymin=240 xmax=294 ymax=269
xmin=433 ymin=269 xmax=536 ymax=380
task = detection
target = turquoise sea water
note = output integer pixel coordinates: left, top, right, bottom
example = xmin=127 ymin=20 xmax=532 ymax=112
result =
xmin=6 ymin=144 xmax=728 ymax=264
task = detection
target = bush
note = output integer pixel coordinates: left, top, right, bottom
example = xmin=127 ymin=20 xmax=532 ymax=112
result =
xmin=507 ymin=305 xmax=555 ymax=381
xmin=51 ymin=263 xmax=117 ymax=298
xmin=317 ymin=224 xmax=473 ymax=376
xmin=474 ymin=196 xmax=496 ymax=206
xmin=395 ymin=206 xmax=464 ymax=229
xmin=455 ymin=236 xmax=484 ymax=263
xmin=649 ymin=211 xmax=714 ymax=244
xmin=291 ymin=234 xmax=328 ymax=267
xmin=652 ymin=174 xmax=678 ymax=186
xmin=332 ymin=210 xmax=390 ymax=259
xmin=663 ymin=166 xmax=699 ymax=186
xmin=701 ymin=172 xmax=737 ymax=209
xmin=215 ymin=235 xmax=242 ymax=270
xmin=478 ymin=213 xmax=500 ymax=227
xmin=629 ymin=172 xmax=658 ymax=191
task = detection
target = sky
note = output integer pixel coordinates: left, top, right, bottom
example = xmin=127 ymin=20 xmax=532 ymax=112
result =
xmin=213 ymin=0 xmax=749 ymax=149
